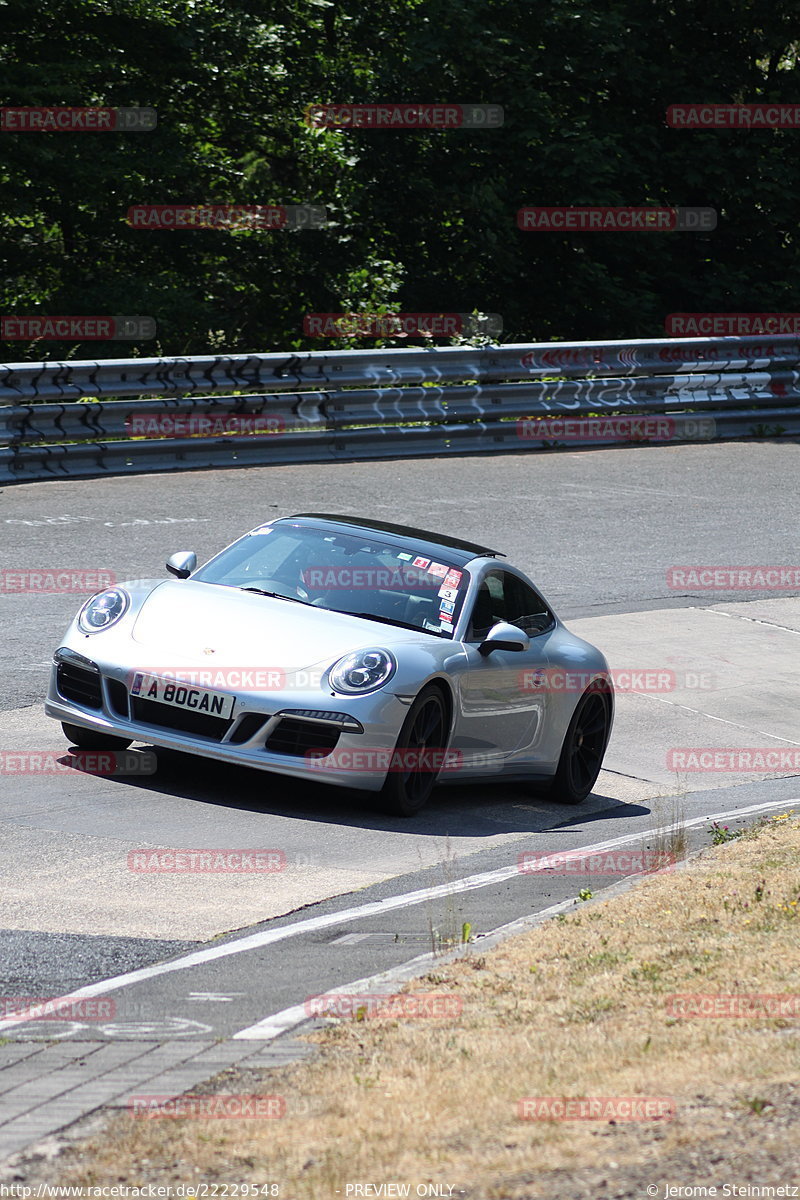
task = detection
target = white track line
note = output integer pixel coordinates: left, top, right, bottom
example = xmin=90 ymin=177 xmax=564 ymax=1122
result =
xmin=0 ymin=796 xmax=795 ymax=1035
xmin=233 ymin=895 xmax=579 ymax=1040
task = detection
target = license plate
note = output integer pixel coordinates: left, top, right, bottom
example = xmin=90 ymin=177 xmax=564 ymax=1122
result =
xmin=131 ymin=673 xmax=236 ymax=720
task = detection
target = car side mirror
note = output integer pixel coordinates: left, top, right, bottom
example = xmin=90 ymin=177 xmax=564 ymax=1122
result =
xmin=478 ymin=621 xmax=531 ymax=656
xmin=166 ymin=551 xmax=197 ymax=579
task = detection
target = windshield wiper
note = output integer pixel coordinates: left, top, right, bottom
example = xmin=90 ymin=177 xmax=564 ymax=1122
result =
xmin=238 ymin=587 xmax=310 ymax=605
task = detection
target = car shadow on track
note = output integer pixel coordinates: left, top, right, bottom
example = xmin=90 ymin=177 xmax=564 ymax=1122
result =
xmin=71 ymin=743 xmax=652 ymax=838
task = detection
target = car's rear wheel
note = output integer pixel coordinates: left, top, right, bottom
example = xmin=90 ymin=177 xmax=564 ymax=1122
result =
xmin=62 ymin=722 xmax=132 ymax=751
xmin=378 ymin=685 xmax=448 ymax=817
xmin=547 ymin=687 xmax=610 ymax=804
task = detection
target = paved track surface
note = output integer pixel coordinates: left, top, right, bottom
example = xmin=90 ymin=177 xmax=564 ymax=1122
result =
xmin=0 ymin=441 xmax=799 ymax=1164
xmin=2 ymin=440 xmax=798 ymax=711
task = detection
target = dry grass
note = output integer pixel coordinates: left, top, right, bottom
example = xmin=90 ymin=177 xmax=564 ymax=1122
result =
xmin=54 ymin=812 xmax=800 ymax=1197
xmin=649 ymin=790 xmax=689 ymax=864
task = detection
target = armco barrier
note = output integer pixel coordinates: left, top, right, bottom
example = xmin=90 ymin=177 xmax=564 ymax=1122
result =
xmin=1 ymin=336 xmax=799 ymax=482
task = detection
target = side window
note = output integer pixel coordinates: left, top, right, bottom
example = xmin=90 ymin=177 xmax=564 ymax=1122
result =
xmin=468 ymin=571 xmax=506 ymax=640
xmin=504 ymin=574 xmax=554 ymax=636
xmin=468 ymin=571 xmax=553 ymax=640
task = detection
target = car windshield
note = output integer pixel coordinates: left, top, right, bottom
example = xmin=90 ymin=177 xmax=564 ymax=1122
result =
xmin=192 ymin=522 xmax=471 ymax=638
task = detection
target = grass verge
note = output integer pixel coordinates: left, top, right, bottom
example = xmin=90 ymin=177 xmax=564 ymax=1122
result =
xmin=47 ymin=811 xmax=800 ymax=1197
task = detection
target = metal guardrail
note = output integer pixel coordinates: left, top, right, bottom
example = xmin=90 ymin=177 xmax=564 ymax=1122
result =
xmin=1 ymin=336 xmax=799 ymax=483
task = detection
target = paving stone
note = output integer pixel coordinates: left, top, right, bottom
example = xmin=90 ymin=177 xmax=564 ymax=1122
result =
xmin=0 ymin=1044 xmax=156 ymax=1123
xmin=113 ymin=1063 xmax=248 ymax=1104
xmin=0 ymin=1029 xmax=316 ymax=1162
xmin=10 ymin=1041 xmax=103 ymax=1061
xmin=0 ymin=1044 xmax=45 ymax=1068
xmin=0 ymin=1066 xmax=57 ymax=1098
xmin=0 ymin=1131 xmax=38 ymax=1159
xmin=241 ymin=1042 xmax=316 ymax=1067
xmin=91 ymin=1046 xmax=209 ymax=1080
xmin=0 ymin=1112 xmax=77 ymax=1149
xmin=187 ymin=1045 xmax=255 ymax=1065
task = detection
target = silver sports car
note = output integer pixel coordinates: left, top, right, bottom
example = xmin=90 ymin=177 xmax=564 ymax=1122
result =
xmin=45 ymin=513 xmax=614 ymax=815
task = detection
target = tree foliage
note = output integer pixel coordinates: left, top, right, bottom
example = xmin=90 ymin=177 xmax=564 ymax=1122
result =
xmin=1 ymin=0 xmax=798 ymax=357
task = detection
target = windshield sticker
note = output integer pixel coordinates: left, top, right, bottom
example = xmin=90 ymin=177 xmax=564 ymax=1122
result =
xmin=444 ymin=569 xmax=462 ymax=588
xmin=397 ymin=552 xmax=413 ymax=561
xmin=427 ymin=562 xmax=448 ymax=578
xmin=439 ymin=599 xmax=455 ymax=613
xmin=438 ymin=584 xmax=459 ymax=602
xmin=412 ymin=556 xmax=431 ymax=569
xmin=439 ymin=612 xmax=453 ymax=624
xmin=250 ymin=525 xmax=273 ymax=535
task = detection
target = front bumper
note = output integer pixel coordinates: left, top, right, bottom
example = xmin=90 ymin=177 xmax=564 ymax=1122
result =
xmin=45 ymin=652 xmax=411 ymax=793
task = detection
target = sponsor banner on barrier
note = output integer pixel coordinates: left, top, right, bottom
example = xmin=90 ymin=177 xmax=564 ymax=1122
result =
xmin=520 ymin=347 xmax=611 ymax=369
xmin=657 ymin=341 xmax=788 ymax=363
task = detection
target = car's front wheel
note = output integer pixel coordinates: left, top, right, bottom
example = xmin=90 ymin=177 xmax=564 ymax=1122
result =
xmin=378 ymin=685 xmax=448 ymax=817
xmin=547 ymin=687 xmax=611 ymax=804
xmin=62 ymin=722 xmax=133 ymax=752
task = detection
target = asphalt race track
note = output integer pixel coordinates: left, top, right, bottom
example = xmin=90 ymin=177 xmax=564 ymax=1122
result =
xmin=1 ymin=439 xmax=799 ymax=1161
xmin=3 ymin=439 xmax=800 ymax=714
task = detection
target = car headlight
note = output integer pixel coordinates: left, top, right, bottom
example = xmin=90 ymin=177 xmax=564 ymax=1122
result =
xmin=328 ymin=648 xmax=396 ymax=695
xmin=78 ymin=588 xmax=130 ymax=633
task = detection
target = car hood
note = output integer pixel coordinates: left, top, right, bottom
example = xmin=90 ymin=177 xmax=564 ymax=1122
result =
xmin=129 ymin=579 xmax=438 ymax=670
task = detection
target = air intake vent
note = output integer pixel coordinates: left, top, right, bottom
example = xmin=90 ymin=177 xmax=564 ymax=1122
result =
xmin=56 ymin=663 xmax=102 ymax=710
xmin=229 ymin=714 xmax=267 ymax=744
xmin=265 ymin=718 xmax=340 ymax=757
xmin=107 ymin=679 xmax=130 ymax=718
